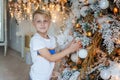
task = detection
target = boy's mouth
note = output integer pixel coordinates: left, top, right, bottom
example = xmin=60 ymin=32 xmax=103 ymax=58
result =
xmin=40 ymin=27 xmax=46 ymax=29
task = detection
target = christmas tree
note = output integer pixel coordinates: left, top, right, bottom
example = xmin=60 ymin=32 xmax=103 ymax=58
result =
xmin=55 ymin=0 xmax=120 ymax=80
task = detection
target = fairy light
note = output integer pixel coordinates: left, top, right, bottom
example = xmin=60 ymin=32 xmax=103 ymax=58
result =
xmin=8 ymin=0 xmax=68 ymax=24
xmin=56 ymin=4 xmax=61 ymax=11
xmin=42 ymin=6 xmax=46 ymax=10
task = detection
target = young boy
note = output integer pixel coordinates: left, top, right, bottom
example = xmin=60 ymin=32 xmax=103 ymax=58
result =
xmin=29 ymin=9 xmax=81 ymax=80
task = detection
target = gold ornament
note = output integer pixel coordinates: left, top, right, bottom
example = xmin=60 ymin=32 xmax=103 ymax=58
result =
xmin=113 ymin=7 xmax=119 ymax=15
xmin=75 ymin=23 xmax=81 ymax=28
xmin=75 ymin=23 xmax=83 ymax=33
xmin=86 ymin=31 xmax=92 ymax=37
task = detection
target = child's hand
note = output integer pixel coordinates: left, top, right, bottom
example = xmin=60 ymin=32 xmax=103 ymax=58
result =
xmin=68 ymin=40 xmax=82 ymax=53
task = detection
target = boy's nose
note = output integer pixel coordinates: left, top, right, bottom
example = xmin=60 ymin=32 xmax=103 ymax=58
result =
xmin=41 ymin=22 xmax=44 ymax=26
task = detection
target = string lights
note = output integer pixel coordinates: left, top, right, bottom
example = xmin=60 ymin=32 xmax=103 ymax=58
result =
xmin=8 ymin=0 xmax=68 ymax=24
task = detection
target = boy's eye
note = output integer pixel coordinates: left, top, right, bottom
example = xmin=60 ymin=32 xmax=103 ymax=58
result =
xmin=44 ymin=20 xmax=48 ymax=22
xmin=36 ymin=20 xmax=49 ymax=23
xmin=37 ymin=21 xmax=41 ymax=23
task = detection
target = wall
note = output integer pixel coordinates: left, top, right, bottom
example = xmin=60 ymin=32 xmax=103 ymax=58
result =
xmin=8 ymin=18 xmax=22 ymax=52
xmin=8 ymin=18 xmax=36 ymax=54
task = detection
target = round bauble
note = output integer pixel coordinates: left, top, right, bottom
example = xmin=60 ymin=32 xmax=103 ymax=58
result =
xmin=100 ymin=69 xmax=111 ymax=80
xmin=78 ymin=49 xmax=88 ymax=58
xmin=71 ymin=53 xmax=78 ymax=63
xmin=99 ymin=0 xmax=109 ymax=9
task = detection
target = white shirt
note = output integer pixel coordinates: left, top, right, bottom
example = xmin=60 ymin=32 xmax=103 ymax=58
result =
xmin=30 ymin=33 xmax=56 ymax=80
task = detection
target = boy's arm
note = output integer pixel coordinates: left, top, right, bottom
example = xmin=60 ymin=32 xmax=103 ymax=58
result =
xmin=38 ymin=41 xmax=81 ymax=62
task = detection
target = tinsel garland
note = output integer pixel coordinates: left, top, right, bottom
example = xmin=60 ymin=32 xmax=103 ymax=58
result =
xmin=79 ymin=32 xmax=102 ymax=79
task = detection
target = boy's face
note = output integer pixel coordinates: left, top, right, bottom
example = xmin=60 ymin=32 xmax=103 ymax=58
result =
xmin=33 ymin=14 xmax=51 ymax=34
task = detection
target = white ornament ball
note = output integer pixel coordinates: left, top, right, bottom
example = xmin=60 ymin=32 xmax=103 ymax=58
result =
xmin=100 ymin=69 xmax=111 ymax=80
xmin=78 ymin=49 xmax=88 ymax=58
xmin=71 ymin=53 xmax=78 ymax=63
xmin=99 ymin=0 xmax=109 ymax=9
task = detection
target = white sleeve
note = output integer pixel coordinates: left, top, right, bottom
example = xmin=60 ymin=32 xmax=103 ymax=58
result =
xmin=52 ymin=37 xmax=56 ymax=48
xmin=31 ymin=38 xmax=46 ymax=51
xmin=48 ymin=36 xmax=56 ymax=48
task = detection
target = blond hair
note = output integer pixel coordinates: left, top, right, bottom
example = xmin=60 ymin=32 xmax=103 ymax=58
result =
xmin=32 ymin=9 xmax=51 ymax=20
